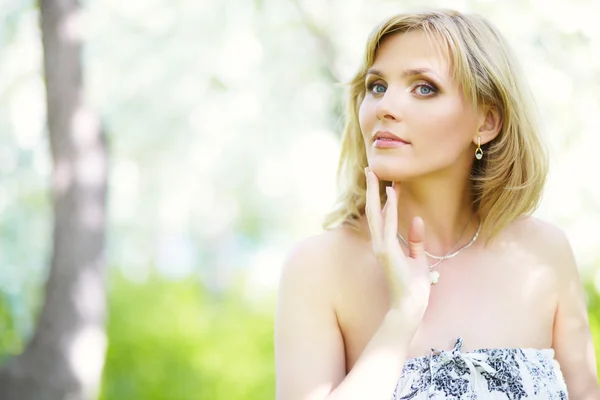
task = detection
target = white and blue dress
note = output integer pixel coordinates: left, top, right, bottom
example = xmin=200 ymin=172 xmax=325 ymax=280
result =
xmin=393 ymin=337 xmax=568 ymax=399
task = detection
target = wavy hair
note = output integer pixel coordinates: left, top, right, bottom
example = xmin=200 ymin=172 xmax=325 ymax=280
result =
xmin=322 ymin=9 xmax=548 ymax=245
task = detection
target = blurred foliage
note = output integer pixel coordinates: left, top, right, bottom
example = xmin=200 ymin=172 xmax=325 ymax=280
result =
xmin=99 ymin=272 xmax=275 ymax=400
xmin=0 ymin=292 xmax=24 ymax=362
xmin=586 ymin=280 xmax=600 ymax=375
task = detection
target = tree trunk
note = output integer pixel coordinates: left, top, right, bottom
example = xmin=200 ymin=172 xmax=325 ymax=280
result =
xmin=0 ymin=0 xmax=109 ymax=399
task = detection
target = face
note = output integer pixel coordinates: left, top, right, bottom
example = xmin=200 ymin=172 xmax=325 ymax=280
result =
xmin=358 ymin=30 xmax=481 ymax=183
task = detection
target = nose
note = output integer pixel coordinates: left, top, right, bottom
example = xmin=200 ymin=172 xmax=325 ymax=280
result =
xmin=374 ymin=89 xmax=402 ymax=122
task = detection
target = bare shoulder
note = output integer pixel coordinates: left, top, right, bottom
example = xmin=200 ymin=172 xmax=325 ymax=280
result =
xmin=275 ymin=222 xmax=370 ymax=399
xmin=501 ymin=215 xmax=576 ymax=273
xmin=495 ymin=219 xmax=600 ymax=397
xmin=279 ymin=221 xmax=369 ymax=293
xmin=504 ymin=214 xmax=567 ymax=240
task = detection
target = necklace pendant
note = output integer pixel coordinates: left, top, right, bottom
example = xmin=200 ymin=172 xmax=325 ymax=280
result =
xmin=430 ymin=270 xmax=440 ymax=284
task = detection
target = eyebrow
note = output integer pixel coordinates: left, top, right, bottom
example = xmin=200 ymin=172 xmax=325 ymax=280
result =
xmin=366 ymin=67 xmax=441 ymax=79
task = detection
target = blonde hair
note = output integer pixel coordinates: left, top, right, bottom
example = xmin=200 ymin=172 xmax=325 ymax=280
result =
xmin=322 ymin=9 xmax=548 ymax=245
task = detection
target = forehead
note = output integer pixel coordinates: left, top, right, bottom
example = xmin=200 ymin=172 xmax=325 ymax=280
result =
xmin=371 ymin=30 xmax=452 ymax=78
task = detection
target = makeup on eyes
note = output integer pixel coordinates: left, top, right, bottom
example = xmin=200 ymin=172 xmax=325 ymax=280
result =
xmin=365 ymin=78 xmax=439 ymax=98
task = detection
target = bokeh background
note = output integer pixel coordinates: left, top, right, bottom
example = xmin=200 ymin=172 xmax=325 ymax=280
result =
xmin=1 ymin=0 xmax=599 ymax=398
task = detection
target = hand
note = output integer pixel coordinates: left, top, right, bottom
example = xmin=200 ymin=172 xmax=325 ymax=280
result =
xmin=364 ymin=167 xmax=431 ymax=323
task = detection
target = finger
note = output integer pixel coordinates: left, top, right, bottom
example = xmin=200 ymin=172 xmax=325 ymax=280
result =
xmin=383 ymin=181 xmax=401 ymax=220
xmin=392 ymin=181 xmax=402 ymax=201
xmin=407 ymin=216 xmax=426 ymax=260
xmin=365 ymin=167 xmax=383 ymax=247
xmin=384 ymin=186 xmax=399 ymax=250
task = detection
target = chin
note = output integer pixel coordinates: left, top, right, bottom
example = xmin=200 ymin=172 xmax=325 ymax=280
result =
xmin=368 ymin=162 xmax=420 ymax=183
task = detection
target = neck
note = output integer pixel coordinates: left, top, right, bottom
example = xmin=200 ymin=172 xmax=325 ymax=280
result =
xmin=396 ymin=173 xmax=479 ymax=256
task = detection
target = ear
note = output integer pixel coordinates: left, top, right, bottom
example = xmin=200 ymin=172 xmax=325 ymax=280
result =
xmin=475 ymin=105 xmax=502 ymax=145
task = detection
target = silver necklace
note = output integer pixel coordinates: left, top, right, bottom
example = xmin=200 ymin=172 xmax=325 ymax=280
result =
xmin=397 ymin=217 xmax=472 ymax=260
xmin=397 ymin=219 xmax=482 ymax=284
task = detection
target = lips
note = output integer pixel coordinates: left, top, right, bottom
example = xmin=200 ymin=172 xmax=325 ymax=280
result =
xmin=372 ymin=130 xmax=409 ymax=143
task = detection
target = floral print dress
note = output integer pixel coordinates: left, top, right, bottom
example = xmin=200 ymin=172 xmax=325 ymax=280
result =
xmin=393 ymin=337 xmax=568 ymax=399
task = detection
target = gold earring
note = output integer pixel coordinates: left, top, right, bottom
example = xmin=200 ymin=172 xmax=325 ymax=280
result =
xmin=475 ymin=136 xmax=483 ymax=160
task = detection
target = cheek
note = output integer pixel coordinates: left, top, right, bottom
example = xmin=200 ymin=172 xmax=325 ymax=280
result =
xmin=417 ymin=101 xmax=472 ymax=142
xmin=357 ymin=103 xmax=371 ymax=139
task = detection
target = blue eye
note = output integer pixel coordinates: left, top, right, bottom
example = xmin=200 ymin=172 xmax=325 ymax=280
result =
xmin=366 ymin=81 xmax=386 ymax=94
xmin=373 ymin=84 xmax=386 ymax=93
xmin=414 ymin=84 xmax=437 ymax=96
xmin=418 ymin=86 xmax=432 ymax=95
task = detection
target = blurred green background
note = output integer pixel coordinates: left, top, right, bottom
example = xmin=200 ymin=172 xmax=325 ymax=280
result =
xmin=1 ymin=0 xmax=599 ymax=398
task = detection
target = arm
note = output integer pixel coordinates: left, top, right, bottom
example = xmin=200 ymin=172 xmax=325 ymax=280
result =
xmin=550 ymin=228 xmax=600 ymax=399
xmin=274 ymin=233 xmax=415 ymax=400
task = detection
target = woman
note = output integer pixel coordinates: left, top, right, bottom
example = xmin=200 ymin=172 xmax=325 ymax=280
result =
xmin=275 ymin=9 xmax=600 ymax=400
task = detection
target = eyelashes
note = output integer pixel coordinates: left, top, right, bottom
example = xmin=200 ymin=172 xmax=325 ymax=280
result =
xmin=365 ymin=79 xmax=439 ymax=98
xmin=414 ymin=84 xmax=436 ymax=96
xmin=366 ymin=81 xmax=387 ymax=94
